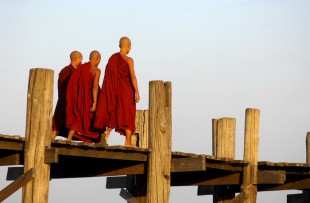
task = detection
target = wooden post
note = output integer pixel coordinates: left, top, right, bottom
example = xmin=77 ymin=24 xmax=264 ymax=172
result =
xmin=213 ymin=118 xmax=236 ymax=203
xmin=131 ymin=110 xmax=149 ymax=149
xmin=126 ymin=110 xmax=149 ymax=203
xmin=147 ymin=81 xmax=172 ymax=203
xmin=241 ymin=108 xmax=260 ymax=203
xmin=22 ymin=68 xmax=54 ymax=203
xmin=306 ymin=132 xmax=310 ymax=164
xmin=212 ymin=119 xmax=218 ymax=157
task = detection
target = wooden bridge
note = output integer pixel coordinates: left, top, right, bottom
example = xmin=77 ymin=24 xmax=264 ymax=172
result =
xmin=0 ymin=68 xmax=309 ymax=203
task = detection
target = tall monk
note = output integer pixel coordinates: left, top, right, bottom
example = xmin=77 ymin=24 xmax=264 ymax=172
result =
xmin=66 ymin=50 xmax=102 ymax=142
xmin=52 ymin=51 xmax=83 ymax=140
xmin=94 ymin=37 xmax=140 ymax=147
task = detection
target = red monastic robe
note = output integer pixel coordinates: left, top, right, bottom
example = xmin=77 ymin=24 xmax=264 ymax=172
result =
xmin=52 ymin=64 xmax=75 ymax=137
xmin=66 ymin=62 xmax=101 ymax=142
xmin=94 ymin=53 xmax=136 ymax=135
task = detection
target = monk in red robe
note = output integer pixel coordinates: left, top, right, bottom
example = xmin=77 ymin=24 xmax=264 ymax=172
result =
xmin=66 ymin=50 xmax=102 ymax=142
xmin=52 ymin=51 xmax=83 ymax=140
xmin=94 ymin=37 xmax=140 ymax=147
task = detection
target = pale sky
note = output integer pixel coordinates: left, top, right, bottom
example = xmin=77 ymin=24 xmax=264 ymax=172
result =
xmin=0 ymin=0 xmax=310 ymax=202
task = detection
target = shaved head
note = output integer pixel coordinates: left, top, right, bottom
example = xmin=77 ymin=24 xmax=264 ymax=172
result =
xmin=89 ymin=50 xmax=101 ymax=66
xmin=89 ymin=50 xmax=101 ymax=60
xmin=70 ymin=51 xmax=82 ymax=61
xmin=119 ymin=37 xmax=131 ymax=48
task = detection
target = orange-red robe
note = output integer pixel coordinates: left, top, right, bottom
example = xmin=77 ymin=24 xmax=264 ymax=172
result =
xmin=66 ymin=62 xmax=101 ymax=143
xmin=94 ymin=53 xmax=136 ymax=135
xmin=52 ymin=64 xmax=75 ymax=137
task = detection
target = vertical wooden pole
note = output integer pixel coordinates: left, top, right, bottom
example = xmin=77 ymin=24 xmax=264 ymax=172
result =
xmin=241 ymin=108 xmax=260 ymax=203
xmin=131 ymin=110 xmax=149 ymax=149
xmin=126 ymin=110 xmax=149 ymax=203
xmin=306 ymin=132 xmax=310 ymax=164
xmin=213 ymin=118 xmax=236 ymax=203
xmin=22 ymin=68 xmax=54 ymax=203
xmin=147 ymin=81 xmax=172 ymax=203
xmin=212 ymin=119 xmax=218 ymax=157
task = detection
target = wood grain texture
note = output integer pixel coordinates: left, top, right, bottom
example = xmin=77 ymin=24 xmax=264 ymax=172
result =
xmin=213 ymin=117 xmax=236 ymax=203
xmin=147 ymin=81 xmax=172 ymax=203
xmin=241 ymin=108 xmax=260 ymax=203
xmin=22 ymin=68 xmax=54 ymax=203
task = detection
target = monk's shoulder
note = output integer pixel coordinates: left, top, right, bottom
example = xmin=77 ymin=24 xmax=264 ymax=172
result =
xmin=59 ymin=65 xmax=73 ymax=77
xmin=125 ymin=56 xmax=134 ymax=65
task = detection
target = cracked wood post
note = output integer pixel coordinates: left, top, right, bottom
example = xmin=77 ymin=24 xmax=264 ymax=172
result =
xmin=147 ymin=81 xmax=172 ymax=203
xmin=241 ymin=108 xmax=260 ymax=203
xmin=22 ymin=68 xmax=54 ymax=203
xmin=126 ymin=110 xmax=149 ymax=203
xmin=213 ymin=118 xmax=236 ymax=203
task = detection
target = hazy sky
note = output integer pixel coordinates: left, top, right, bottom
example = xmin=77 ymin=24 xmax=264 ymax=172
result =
xmin=0 ymin=0 xmax=309 ymax=202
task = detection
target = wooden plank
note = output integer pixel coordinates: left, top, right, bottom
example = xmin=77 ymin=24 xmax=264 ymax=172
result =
xmin=173 ymin=172 xmax=241 ymax=187
xmin=50 ymin=161 xmax=146 ymax=178
xmin=23 ymin=68 xmax=53 ymax=203
xmin=0 ymin=140 xmax=24 ymax=151
xmin=288 ymin=191 xmax=310 ymax=203
xmin=171 ymin=157 xmax=206 ymax=172
xmin=197 ymin=186 xmax=214 ymax=195
xmin=206 ymin=161 xmax=244 ymax=172
xmin=56 ymin=147 xmax=147 ymax=162
xmin=0 ymin=152 xmax=22 ymax=166
xmin=8 ymin=162 xmax=146 ymax=180
xmin=259 ymin=177 xmax=310 ymax=191
xmin=189 ymin=170 xmax=286 ymax=189
xmin=127 ymin=175 xmax=147 ymax=203
xmin=257 ymin=170 xmax=286 ymax=184
xmin=6 ymin=167 xmax=24 ymax=181
xmin=287 ymin=193 xmax=303 ymax=203
xmin=106 ymin=176 xmax=127 ymax=189
xmin=120 ymin=188 xmax=140 ymax=203
xmin=44 ymin=148 xmax=58 ymax=164
xmin=0 ymin=168 xmax=35 ymax=202
xmin=303 ymin=191 xmax=310 ymax=202
xmin=0 ymin=135 xmax=23 ymax=140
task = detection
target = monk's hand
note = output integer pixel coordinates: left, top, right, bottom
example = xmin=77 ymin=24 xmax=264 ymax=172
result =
xmin=135 ymin=92 xmax=140 ymax=103
xmin=90 ymin=103 xmax=96 ymax=112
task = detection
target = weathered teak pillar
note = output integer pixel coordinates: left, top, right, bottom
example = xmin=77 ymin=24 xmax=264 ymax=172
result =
xmin=132 ymin=110 xmax=149 ymax=149
xmin=147 ymin=81 xmax=172 ymax=203
xmin=126 ymin=110 xmax=149 ymax=203
xmin=22 ymin=68 xmax=54 ymax=203
xmin=306 ymin=132 xmax=310 ymax=164
xmin=213 ymin=118 xmax=236 ymax=203
xmin=241 ymin=108 xmax=260 ymax=203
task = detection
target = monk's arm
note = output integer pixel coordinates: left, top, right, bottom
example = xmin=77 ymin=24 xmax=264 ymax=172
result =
xmin=90 ymin=68 xmax=101 ymax=112
xmin=128 ymin=58 xmax=140 ymax=103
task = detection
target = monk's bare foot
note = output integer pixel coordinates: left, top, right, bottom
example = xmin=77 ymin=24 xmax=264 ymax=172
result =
xmin=103 ymin=131 xmax=110 ymax=144
xmin=67 ymin=129 xmax=75 ymax=142
xmin=52 ymin=131 xmax=57 ymax=140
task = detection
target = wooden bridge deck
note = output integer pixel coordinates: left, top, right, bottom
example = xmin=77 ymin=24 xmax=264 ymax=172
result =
xmin=1 ymin=134 xmax=310 ymax=193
